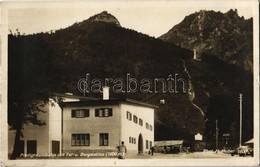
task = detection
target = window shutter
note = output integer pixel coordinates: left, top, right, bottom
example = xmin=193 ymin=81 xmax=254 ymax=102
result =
xmin=109 ymin=108 xmax=113 ymax=116
xmin=71 ymin=110 xmax=76 ymax=118
xmin=95 ymin=109 xmax=99 ymax=117
xmin=84 ymin=109 xmax=89 ymax=117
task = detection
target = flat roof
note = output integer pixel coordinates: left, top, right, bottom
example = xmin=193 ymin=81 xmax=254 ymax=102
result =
xmin=60 ymin=98 xmax=158 ymax=109
xmin=154 ymin=140 xmax=184 ymax=147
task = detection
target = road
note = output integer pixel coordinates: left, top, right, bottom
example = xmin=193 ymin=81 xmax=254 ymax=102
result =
xmin=5 ymin=151 xmax=256 ymax=167
xmin=126 ymin=151 xmax=254 ymax=159
xmin=15 ymin=151 xmax=254 ymax=160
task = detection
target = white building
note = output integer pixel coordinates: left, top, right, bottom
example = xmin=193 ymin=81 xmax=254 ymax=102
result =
xmin=8 ymin=93 xmax=157 ymax=156
xmin=61 ymin=98 xmax=156 ymax=155
xmin=8 ymin=93 xmax=94 ymax=156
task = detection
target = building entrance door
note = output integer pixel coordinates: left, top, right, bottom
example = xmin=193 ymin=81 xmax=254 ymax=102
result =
xmin=27 ymin=140 xmax=37 ymax=154
xmin=52 ymin=140 xmax=60 ymax=154
xmin=18 ymin=140 xmax=24 ymax=155
xmin=138 ymin=134 xmax=143 ymax=154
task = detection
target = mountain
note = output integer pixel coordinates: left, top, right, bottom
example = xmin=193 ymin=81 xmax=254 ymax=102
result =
xmin=87 ymin=11 xmax=121 ymax=26
xmin=9 ymin=11 xmax=253 ymax=147
xmin=159 ymin=9 xmax=253 ymax=72
xmin=159 ymin=9 xmax=253 ymax=147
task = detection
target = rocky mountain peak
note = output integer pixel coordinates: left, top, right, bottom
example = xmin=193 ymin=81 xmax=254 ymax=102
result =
xmin=88 ymin=11 xmax=121 ymax=26
xmin=159 ymin=9 xmax=253 ymax=72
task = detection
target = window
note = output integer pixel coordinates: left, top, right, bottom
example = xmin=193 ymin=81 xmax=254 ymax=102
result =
xmin=146 ymin=122 xmax=149 ymax=129
xmin=133 ymin=115 xmax=138 ymax=124
xmin=146 ymin=140 xmax=149 ymax=149
xmin=129 ymin=137 xmax=136 ymax=144
xmin=150 ymin=141 xmax=152 ymax=149
xmin=126 ymin=111 xmax=132 ymax=120
xmin=99 ymin=109 xmax=104 ymax=117
xmin=100 ymin=133 xmax=109 ymax=146
xmin=71 ymin=134 xmax=90 ymax=146
xmin=150 ymin=125 xmax=153 ymax=131
xmin=139 ymin=118 xmax=143 ymax=126
xmin=71 ymin=109 xmax=89 ymax=118
xmin=95 ymin=108 xmax=112 ymax=117
xmin=104 ymin=108 xmax=109 ymax=117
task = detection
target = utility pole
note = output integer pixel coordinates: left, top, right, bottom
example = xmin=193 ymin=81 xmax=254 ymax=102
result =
xmin=216 ymin=119 xmax=218 ymax=153
xmin=239 ymin=93 xmax=243 ymax=147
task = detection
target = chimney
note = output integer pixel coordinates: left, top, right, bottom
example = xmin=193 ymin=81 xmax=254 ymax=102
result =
xmin=193 ymin=49 xmax=197 ymax=59
xmin=160 ymin=99 xmax=165 ymax=104
xmin=102 ymin=86 xmax=110 ymax=100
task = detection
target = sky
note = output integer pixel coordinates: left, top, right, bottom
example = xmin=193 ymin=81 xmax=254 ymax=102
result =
xmin=8 ymin=1 xmax=255 ymax=37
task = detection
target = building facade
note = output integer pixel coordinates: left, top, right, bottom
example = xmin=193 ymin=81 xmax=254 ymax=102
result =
xmin=61 ymin=98 xmax=156 ymax=155
xmin=8 ymin=94 xmax=92 ymax=156
xmin=8 ymin=94 xmax=156 ymax=157
xmin=8 ymin=99 xmax=62 ymax=156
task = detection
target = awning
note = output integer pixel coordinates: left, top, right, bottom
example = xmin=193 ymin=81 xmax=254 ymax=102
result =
xmin=245 ymin=138 xmax=253 ymax=144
